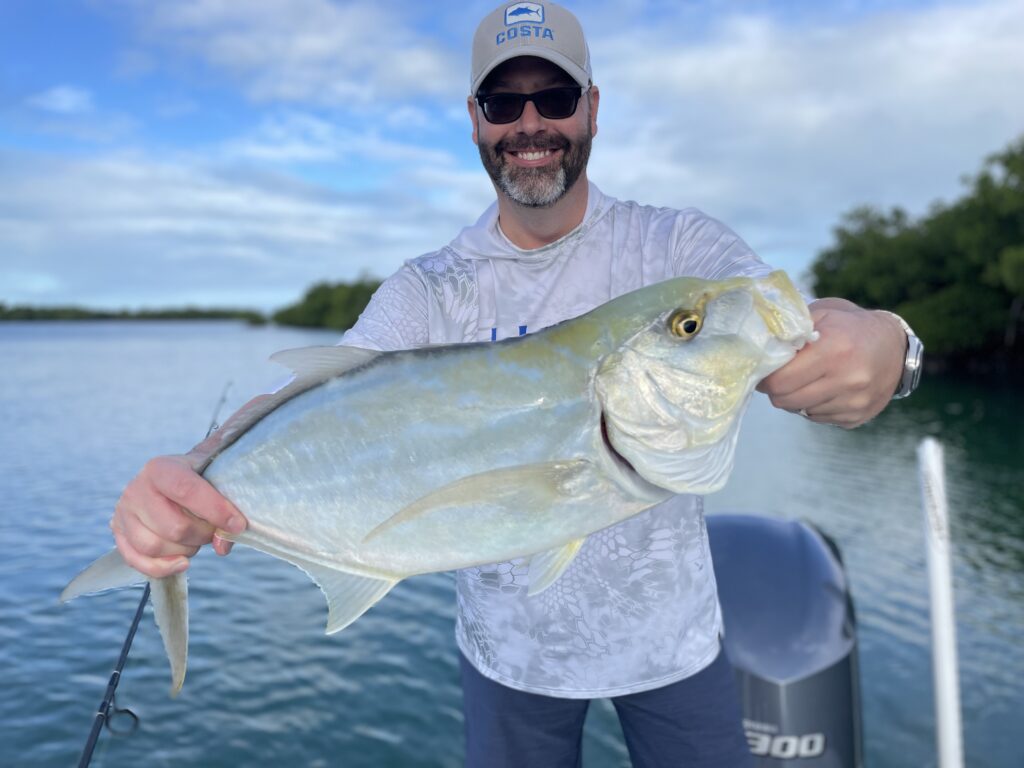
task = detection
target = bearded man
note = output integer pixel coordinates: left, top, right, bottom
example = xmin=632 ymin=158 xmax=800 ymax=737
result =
xmin=110 ymin=4 xmax=921 ymax=766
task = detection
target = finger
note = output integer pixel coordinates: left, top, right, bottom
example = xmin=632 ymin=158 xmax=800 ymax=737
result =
xmin=763 ymin=376 xmax=834 ymax=414
xmin=145 ymin=457 xmax=246 ymax=535
xmin=757 ymin=350 xmax=826 ymax=398
xmin=117 ymin=471 xmax=219 ymax=547
xmin=114 ymin=504 xmax=202 ymax=559
xmin=112 ymin=525 xmax=191 ymax=579
xmin=136 ymin=495 xmax=219 ymax=549
xmin=211 ymin=533 xmax=234 ymax=556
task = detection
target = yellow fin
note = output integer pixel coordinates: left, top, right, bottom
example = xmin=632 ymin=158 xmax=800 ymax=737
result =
xmin=362 ymin=460 xmax=592 ymax=545
xmin=527 ymin=538 xmax=585 ymax=596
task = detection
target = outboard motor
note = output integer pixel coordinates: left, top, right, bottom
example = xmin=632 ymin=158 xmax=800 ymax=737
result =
xmin=707 ymin=514 xmax=863 ymax=768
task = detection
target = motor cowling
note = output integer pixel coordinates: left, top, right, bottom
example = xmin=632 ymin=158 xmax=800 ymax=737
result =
xmin=708 ymin=514 xmax=863 ymax=768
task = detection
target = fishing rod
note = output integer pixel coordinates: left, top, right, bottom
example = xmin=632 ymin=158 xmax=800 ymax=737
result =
xmin=76 ymin=382 xmax=232 ymax=768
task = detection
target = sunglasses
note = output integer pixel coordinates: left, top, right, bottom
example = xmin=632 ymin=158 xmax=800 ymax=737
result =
xmin=475 ymin=86 xmax=587 ymax=124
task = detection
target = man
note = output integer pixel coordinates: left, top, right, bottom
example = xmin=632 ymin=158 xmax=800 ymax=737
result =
xmin=111 ymin=3 xmax=919 ymax=766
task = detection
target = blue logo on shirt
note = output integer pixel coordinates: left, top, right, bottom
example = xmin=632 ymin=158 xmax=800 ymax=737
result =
xmin=490 ymin=325 xmax=529 ymax=341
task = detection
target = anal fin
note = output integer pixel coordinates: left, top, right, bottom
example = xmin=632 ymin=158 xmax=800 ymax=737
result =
xmin=284 ymin=554 xmax=398 ymax=634
xmin=311 ymin=564 xmax=396 ymax=634
xmin=527 ymin=539 xmax=585 ymax=596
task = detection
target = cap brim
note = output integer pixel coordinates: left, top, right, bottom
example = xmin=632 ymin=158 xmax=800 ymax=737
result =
xmin=471 ymin=48 xmax=591 ymax=95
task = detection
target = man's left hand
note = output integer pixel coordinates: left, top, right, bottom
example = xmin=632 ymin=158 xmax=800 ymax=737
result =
xmin=757 ymin=298 xmax=907 ymax=429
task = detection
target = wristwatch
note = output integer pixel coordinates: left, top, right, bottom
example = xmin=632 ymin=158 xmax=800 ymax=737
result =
xmin=879 ymin=311 xmax=924 ymax=399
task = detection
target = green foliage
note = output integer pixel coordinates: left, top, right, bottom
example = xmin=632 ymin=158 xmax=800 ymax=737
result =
xmin=1000 ymin=245 xmax=1024 ymax=296
xmin=898 ymin=283 xmax=1008 ymax=356
xmin=272 ymin=278 xmax=381 ymax=330
xmin=811 ymin=136 xmax=1024 ymax=367
xmin=0 ymin=303 xmax=265 ymax=323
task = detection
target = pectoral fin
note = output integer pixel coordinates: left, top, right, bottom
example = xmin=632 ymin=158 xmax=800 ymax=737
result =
xmin=527 ymin=539 xmax=585 ymax=596
xmin=362 ymin=460 xmax=592 ymax=544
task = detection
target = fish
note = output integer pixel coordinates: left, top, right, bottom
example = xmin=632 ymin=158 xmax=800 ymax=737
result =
xmin=61 ymin=270 xmax=816 ymax=696
xmin=508 ymin=6 xmax=541 ymax=18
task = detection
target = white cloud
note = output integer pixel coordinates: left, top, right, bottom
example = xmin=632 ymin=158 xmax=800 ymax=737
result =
xmin=587 ymin=0 xmax=1024 ymax=282
xmin=222 ymin=111 xmax=457 ymax=167
xmin=119 ymin=0 xmax=465 ymax=107
xmin=18 ymin=85 xmax=137 ymax=143
xmin=0 ymin=149 xmax=487 ymax=310
xmin=27 ymin=86 xmax=95 ymax=114
xmin=4 ymin=0 xmax=1023 ymax=309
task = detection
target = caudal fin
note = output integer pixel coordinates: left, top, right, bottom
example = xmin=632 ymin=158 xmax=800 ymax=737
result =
xmin=150 ymin=572 xmax=188 ymax=696
xmin=61 ymin=548 xmax=190 ymax=697
xmin=60 ymin=548 xmax=146 ymax=600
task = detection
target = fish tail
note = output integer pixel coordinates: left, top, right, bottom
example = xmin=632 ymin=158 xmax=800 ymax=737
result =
xmin=61 ymin=548 xmax=189 ymax=697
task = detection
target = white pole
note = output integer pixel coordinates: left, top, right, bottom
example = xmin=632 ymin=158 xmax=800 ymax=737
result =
xmin=917 ymin=437 xmax=964 ymax=768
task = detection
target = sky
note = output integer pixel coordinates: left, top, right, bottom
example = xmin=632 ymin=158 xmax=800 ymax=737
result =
xmin=1 ymin=0 xmax=1023 ymax=311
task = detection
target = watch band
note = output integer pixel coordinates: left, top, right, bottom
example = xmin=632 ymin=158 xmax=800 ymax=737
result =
xmin=878 ymin=310 xmax=924 ymax=399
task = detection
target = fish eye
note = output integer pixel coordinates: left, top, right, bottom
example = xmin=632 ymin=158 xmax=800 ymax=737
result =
xmin=668 ymin=309 xmax=702 ymax=340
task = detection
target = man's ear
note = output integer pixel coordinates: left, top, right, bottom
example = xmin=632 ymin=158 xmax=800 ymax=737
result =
xmin=588 ymin=85 xmax=600 ymax=138
xmin=467 ymin=96 xmax=480 ymax=145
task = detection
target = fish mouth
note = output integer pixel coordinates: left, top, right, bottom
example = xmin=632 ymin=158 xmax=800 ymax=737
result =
xmin=598 ymin=411 xmax=668 ymax=500
xmin=600 ymin=411 xmax=637 ymax=475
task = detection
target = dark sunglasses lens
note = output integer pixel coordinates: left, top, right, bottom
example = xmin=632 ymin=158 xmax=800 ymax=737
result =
xmin=535 ymin=89 xmax=579 ymax=119
xmin=480 ymin=88 xmax=582 ymax=124
xmin=483 ymin=94 xmax=526 ymax=124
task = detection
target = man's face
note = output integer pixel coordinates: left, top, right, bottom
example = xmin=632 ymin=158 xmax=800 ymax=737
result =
xmin=469 ymin=56 xmax=599 ymax=208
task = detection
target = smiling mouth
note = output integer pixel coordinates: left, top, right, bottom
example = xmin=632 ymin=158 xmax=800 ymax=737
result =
xmin=497 ymin=139 xmax=566 ymax=163
xmin=513 ymin=149 xmax=555 ymax=161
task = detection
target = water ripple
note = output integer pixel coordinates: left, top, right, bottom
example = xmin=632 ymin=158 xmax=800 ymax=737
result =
xmin=4 ymin=324 xmax=1022 ymax=767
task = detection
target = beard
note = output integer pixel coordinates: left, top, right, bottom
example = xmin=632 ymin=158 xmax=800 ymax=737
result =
xmin=478 ymin=126 xmax=592 ymax=208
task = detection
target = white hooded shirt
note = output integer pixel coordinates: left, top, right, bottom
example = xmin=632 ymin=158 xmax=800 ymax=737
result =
xmin=342 ymin=183 xmax=773 ymax=698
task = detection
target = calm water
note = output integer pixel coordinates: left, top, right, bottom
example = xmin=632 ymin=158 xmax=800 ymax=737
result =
xmin=1 ymin=321 xmax=1021 ymax=767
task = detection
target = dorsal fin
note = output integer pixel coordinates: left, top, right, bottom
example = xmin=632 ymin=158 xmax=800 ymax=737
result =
xmin=270 ymin=345 xmax=379 ymax=386
xmin=188 ymin=345 xmax=379 ymax=472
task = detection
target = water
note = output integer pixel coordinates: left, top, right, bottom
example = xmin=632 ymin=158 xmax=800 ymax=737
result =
xmin=1 ymin=321 xmax=1021 ymax=767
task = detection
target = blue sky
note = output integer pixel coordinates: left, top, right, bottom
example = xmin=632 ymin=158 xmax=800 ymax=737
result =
xmin=2 ymin=0 xmax=1023 ymax=310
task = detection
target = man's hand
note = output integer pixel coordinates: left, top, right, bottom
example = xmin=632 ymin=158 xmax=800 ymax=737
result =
xmin=757 ymin=298 xmax=906 ymax=429
xmin=111 ymin=454 xmax=247 ymax=578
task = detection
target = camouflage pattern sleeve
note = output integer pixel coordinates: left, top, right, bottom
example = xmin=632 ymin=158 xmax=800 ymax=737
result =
xmin=339 ymin=265 xmax=431 ymax=352
xmin=669 ymin=210 xmax=773 ymax=281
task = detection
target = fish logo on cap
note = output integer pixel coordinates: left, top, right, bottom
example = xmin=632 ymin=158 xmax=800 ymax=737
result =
xmin=505 ymin=2 xmax=544 ymax=25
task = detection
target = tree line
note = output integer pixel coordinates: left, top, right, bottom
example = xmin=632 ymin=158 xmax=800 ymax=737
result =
xmin=810 ymin=136 xmax=1024 ymax=374
xmin=8 ymin=137 xmax=1021 ymax=378
xmin=0 ymin=304 xmax=265 ymax=324
xmin=270 ymin=278 xmax=381 ymax=330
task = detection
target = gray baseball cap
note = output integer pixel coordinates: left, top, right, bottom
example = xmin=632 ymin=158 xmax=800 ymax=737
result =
xmin=470 ymin=2 xmax=592 ymax=95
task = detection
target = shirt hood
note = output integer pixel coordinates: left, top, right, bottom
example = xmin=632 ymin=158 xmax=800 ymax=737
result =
xmin=448 ymin=182 xmax=612 ymax=263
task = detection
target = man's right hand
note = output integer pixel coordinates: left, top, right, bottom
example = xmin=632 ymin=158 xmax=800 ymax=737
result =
xmin=111 ymin=455 xmax=247 ymax=579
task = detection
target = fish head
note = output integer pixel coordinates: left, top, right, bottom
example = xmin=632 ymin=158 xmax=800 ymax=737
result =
xmin=594 ymin=270 xmax=816 ymax=494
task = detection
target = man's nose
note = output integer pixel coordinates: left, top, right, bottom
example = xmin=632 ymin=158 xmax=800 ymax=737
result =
xmin=514 ymin=98 xmax=544 ymax=133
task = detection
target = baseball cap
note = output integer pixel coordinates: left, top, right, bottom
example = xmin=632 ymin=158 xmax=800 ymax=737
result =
xmin=470 ymin=2 xmax=592 ymax=95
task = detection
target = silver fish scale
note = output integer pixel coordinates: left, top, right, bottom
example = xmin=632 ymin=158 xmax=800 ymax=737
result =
xmin=204 ymin=339 xmax=625 ymax=578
